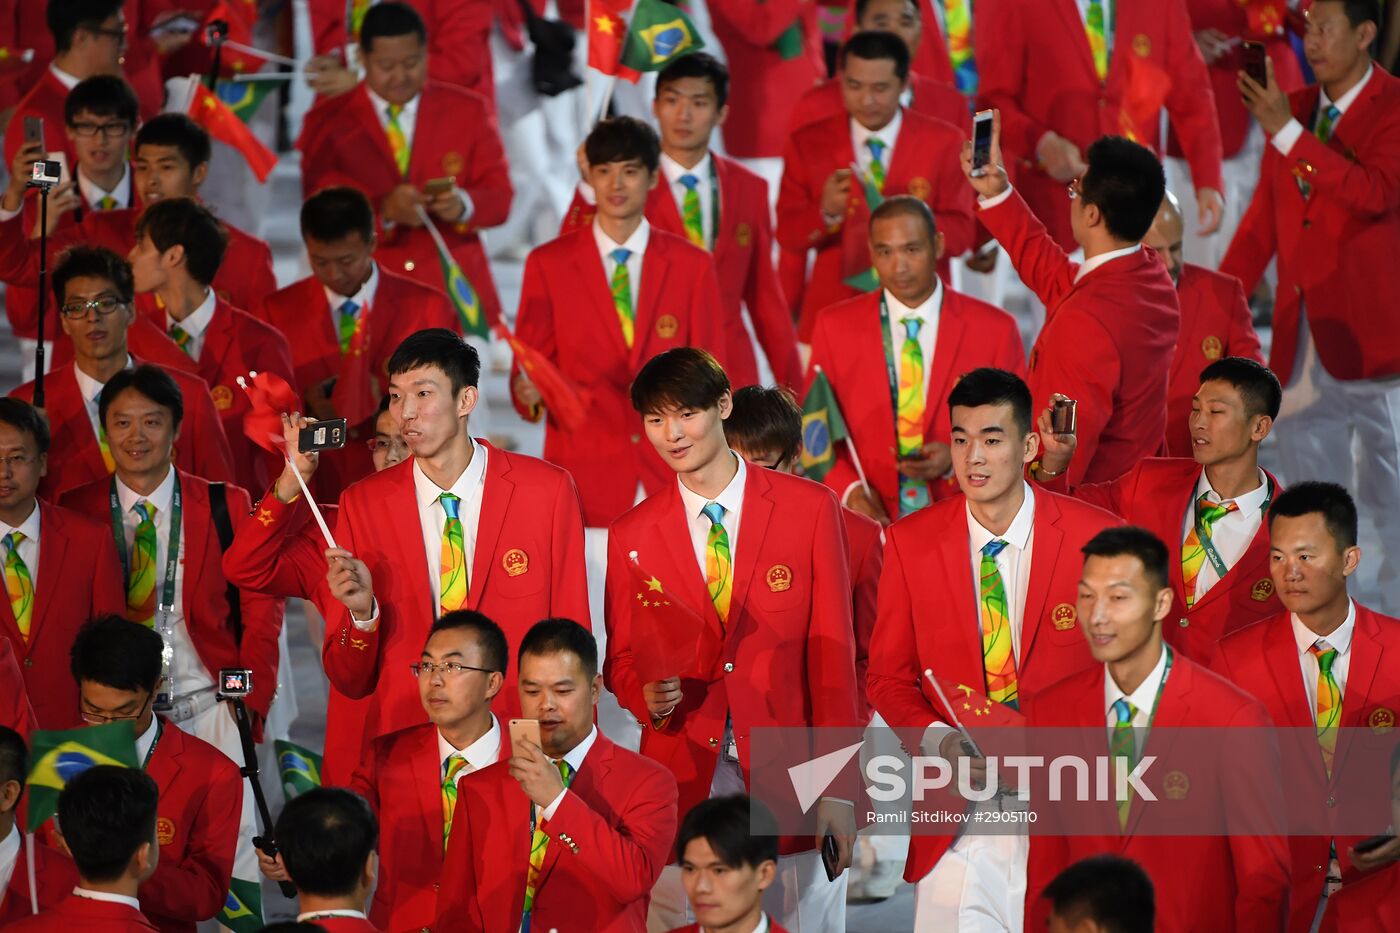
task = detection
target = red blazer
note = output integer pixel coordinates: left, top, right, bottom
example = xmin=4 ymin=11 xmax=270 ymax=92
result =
xmin=435 ymin=733 xmax=679 ymax=933
xmin=707 ymin=0 xmax=825 ymax=159
xmin=5 ymin=893 xmax=159 ymax=932
xmin=668 ymin=923 xmax=790 ymax=933
xmin=559 ymin=155 xmax=802 ymax=390
xmin=840 ymin=0 xmax=956 ymax=86
xmin=1220 ymin=69 xmax=1400 ymax=384
xmin=252 ymin=269 xmax=456 ymax=499
xmin=788 ymin=72 xmax=971 ymax=136
xmin=317 ymin=449 xmax=589 ymax=784
xmin=1321 ymin=862 xmax=1400 ymax=933
xmin=299 ymin=81 xmax=512 ymax=327
xmin=308 ymin=0 xmax=496 ymax=104
xmin=1164 ymin=264 xmax=1263 ymax=458
xmin=221 ymin=495 xmax=337 ymax=609
xmin=981 ymin=189 xmax=1179 ymax=485
xmin=11 ymin=360 xmax=236 ymax=501
xmin=139 ymin=718 xmax=243 ymax=931
xmin=1071 ymin=458 xmax=1282 ymax=666
xmin=604 ymin=468 xmax=859 ymax=840
xmin=2 ymin=70 xmax=76 ymax=167
xmin=974 ymin=0 xmax=1222 ymax=250
xmin=348 ymin=720 xmax=508 ymax=932
xmin=60 ymin=472 xmax=285 ymax=719
xmin=512 ymin=226 xmax=727 ymax=528
xmin=1025 ymin=654 xmax=1292 ymax=933
xmin=0 ymin=836 xmax=75 ymax=926
xmin=846 ymin=505 xmax=883 ymax=725
xmin=0 ymin=501 xmax=125 ymax=729
xmin=777 ymin=109 xmax=974 ymax=340
xmin=867 ymin=489 xmax=1118 ymax=882
xmin=805 ymin=287 xmax=1026 ymax=518
xmin=1214 ymin=605 xmax=1400 ymax=933
xmin=0 ymin=636 xmax=37 ymax=738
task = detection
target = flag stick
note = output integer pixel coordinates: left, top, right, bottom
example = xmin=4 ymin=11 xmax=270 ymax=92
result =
xmin=584 ymin=0 xmax=594 ymax=126
xmin=414 ymin=204 xmax=454 ymax=258
xmin=922 ymin=669 xmax=984 ymax=758
xmin=812 ymin=364 xmax=884 ymax=542
xmin=230 ymin=72 xmax=298 ymax=82
xmin=596 ymin=74 xmax=618 ymax=122
xmin=219 ymin=39 xmax=301 ymax=68
xmin=25 ymin=833 xmax=36 ymax=914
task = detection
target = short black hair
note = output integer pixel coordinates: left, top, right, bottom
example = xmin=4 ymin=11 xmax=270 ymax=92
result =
xmin=724 ymin=386 xmax=802 ymax=467
xmin=134 ymin=198 xmax=228 ymax=287
xmin=1322 ymin=0 xmax=1383 ymax=32
xmin=1268 ymin=481 xmax=1358 ymax=550
xmin=49 ymin=0 xmax=123 ymax=52
xmin=0 ymin=397 xmax=51 ymax=456
xmin=947 ymin=367 xmax=1034 ymax=438
xmin=0 ymin=726 xmax=26 ymax=792
xmin=387 ymin=328 xmax=481 ymax=396
xmin=676 ymin=794 xmax=779 ymax=867
xmin=58 ymin=766 xmax=160 ymax=884
xmin=630 ymin=348 xmax=731 ymax=415
xmin=64 ymin=75 xmax=139 ymax=128
xmin=838 ymin=31 xmax=911 ymax=81
xmin=1198 ymin=357 xmax=1282 ymax=420
xmin=360 ymin=1 xmax=427 ymax=54
xmin=71 ymin=615 xmax=165 ymax=695
xmin=585 ymin=116 xmax=661 ymax=173
xmin=429 ymin=610 xmax=510 ymax=676
xmin=518 ymin=618 xmax=598 ymax=681
xmin=301 ymin=186 xmax=376 ymax=246
xmin=135 ymin=113 xmax=212 ymax=172
xmin=855 ymin=0 xmax=920 ymax=21
xmin=276 ymin=787 xmax=378 ymax=898
xmin=656 ymin=51 xmax=730 ymax=108
xmin=1081 ymin=526 xmax=1171 ymax=593
xmin=870 ymin=194 xmax=938 ymax=242
xmin=1080 ymin=137 xmax=1167 ymax=242
xmin=53 ymin=245 xmax=134 ymax=307
xmin=99 ymin=364 xmax=185 ymax=433
xmin=1042 ymin=854 xmax=1154 ymax=933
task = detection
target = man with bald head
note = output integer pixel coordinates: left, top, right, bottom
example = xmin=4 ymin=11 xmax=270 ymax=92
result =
xmin=1144 ymin=192 xmax=1263 ymax=458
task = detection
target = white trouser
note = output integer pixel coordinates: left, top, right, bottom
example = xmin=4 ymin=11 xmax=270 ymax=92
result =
xmin=584 ymin=524 xmax=643 ymax=753
xmin=913 ymin=828 xmax=1028 ymax=933
xmin=1269 ymin=315 xmax=1400 ymax=616
xmin=1165 ymin=122 xmax=1265 ymax=272
xmin=649 ymin=849 xmax=849 ymax=933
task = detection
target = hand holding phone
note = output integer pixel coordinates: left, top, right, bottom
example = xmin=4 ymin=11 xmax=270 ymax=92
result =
xmin=422 ymin=176 xmax=456 ymax=197
xmin=971 ymin=109 xmax=994 ymax=177
xmin=1241 ymin=41 xmax=1268 ymax=88
xmin=821 ymin=833 xmax=841 ymax=881
xmin=508 ymin=718 xmax=542 ymax=752
xmin=298 ymin=418 xmax=348 ymax=453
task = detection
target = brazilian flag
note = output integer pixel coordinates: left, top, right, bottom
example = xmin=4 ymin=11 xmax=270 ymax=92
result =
xmin=216 ymin=79 xmax=276 ymax=125
xmin=800 ymin=370 xmax=849 ymax=481
xmin=842 ymin=171 xmax=885 ymax=292
xmin=219 ymin=877 xmax=263 ymax=932
xmin=620 ymin=0 xmax=705 ymax=72
xmin=275 ymin=739 xmax=323 ymax=799
xmin=25 ymin=722 xmax=138 ymax=832
xmin=431 ymin=238 xmax=488 ymax=339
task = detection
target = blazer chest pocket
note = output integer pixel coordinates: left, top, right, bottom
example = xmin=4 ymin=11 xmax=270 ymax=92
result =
xmin=489 ymin=541 xmax=547 ymax=598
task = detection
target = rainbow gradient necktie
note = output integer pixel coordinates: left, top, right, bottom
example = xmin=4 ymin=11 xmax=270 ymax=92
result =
xmin=943 ymin=0 xmax=978 ymax=95
xmin=1110 ymin=697 xmax=1137 ymax=828
xmin=98 ymin=196 xmax=118 ymax=210
xmin=438 ymin=493 xmax=467 ymax=612
xmin=337 ymin=300 xmax=360 ymax=355
xmin=679 ymin=174 xmax=705 ymax=248
xmin=97 ymin=422 xmax=116 ymax=473
xmin=523 ymin=759 xmax=574 ymax=930
xmin=1085 ymin=0 xmax=1109 ymax=82
xmin=980 ymin=539 xmax=1018 ymax=708
xmin=866 ymin=137 xmax=888 ymax=194
xmin=441 ymin=754 xmax=468 ymax=850
xmin=702 ymin=502 xmax=732 ymax=624
xmin=386 ymin=103 xmax=410 ymax=176
xmin=169 ymin=322 xmax=195 ymax=357
xmin=896 ymin=317 xmax=929 ymax=516
xmin=1181 ymin=494 xmax=1238 ymax=607
xmin=610 ymin=248 xmax=635 ymax=348
xmin=1310 ymin=641 xmax=1341 ymax=778
xmin=3 ymin=532 xmax=33 ymax=641
xmin=127 ymin=502 xmax=159 ymax=626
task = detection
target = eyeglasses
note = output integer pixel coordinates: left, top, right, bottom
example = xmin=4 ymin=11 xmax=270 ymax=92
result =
xmin=80 ymin=691 xmax=151 ymax=724
xmin=0 ymin=454 xmax=37 ymax=470
xmin=1066 ymin=178 xmax=1083 ymax=201
xmin=85 ymin=24 xmax=128 ymax=45
xmin=61 ymin=296 xmax=127 ymax=319
xmin=69 ymin=121 xmax=133 ymax=139
xmin=410 ymin=661 xmax=495 ymax=678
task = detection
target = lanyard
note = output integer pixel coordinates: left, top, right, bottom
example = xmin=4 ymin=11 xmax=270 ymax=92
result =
xmin=1114 ymin=645 xmax=1173 ymax=749
xmin=109 ymin=472 xmax=182 ymax=616
xmin=141 ymin=717 xmax=164 ymax=771
xmin=877 ymin=293 xmax=902 ymax=442
xmin=1193 ymin=473 xmax=1273 ymax=581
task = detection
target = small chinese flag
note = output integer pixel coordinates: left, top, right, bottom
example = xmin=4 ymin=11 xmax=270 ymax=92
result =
xmin=493 ymin=323 xmax=591 ymax=433
xmin=187 ymin=80 xmax=278 ymax=182
xmin=589 ymin=0 xmax=642 ymax=82
xmin=1118 ymin=54 xmax=1171 ymax=144
xmin=240 ymin=370 xmax=298 ymax=454
xmin=627 ymin=552 xmax=718 ymax=682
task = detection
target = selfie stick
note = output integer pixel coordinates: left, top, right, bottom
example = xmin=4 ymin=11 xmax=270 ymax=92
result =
xmin=26 ymin=167 xmax=57 ymax=408
xmin=205 ymin=20 xmax=229 ymax=89
xmin=222 ymin=692 xmax=298 ymax=899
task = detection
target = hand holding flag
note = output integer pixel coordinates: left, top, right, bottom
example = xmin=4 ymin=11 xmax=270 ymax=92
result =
xmin=177 ymin=76 xmax=279 ymax=182
xmin=493 ymin=324 xmax=591 ymax=432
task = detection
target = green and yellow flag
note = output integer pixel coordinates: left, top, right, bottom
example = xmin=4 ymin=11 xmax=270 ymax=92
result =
xmin=219 ymin=877 xmax=263 ymax=933
xmin=620 ymin=0 xmax=705 ymax=73
xmin=215 ymin=79 xmax=277 ymax=124
xmin=418 ymin=210 xmax=489 ymax=339
xmin=25 ymin=722 xmax=138 ymax=832
xmin=275 ymin=740 xmax=323 ymax=799
xmin=800 ymin=369 xmax=849 ymax=481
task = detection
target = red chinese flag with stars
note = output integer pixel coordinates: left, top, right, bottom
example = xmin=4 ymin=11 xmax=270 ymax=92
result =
xmin=589 ymin=0 xmax=642 ymax=82
xmin=241 ymin=370 xmax=299 ymax=454
xmin=493 ymin=323 xmax=591 ymax=433
xmin=188 ymin=81 xmax=278 ymax=181
xmin=627 ymin=552 xmax=719 ymax=682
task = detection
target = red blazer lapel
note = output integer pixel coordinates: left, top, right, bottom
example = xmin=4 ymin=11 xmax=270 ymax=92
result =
xmin=469 ymin=444 xmax=513 ymax=607
xmin=1053 ymin=0 xmax=1100 ymax=84
xmin=1021 ymin=492 xmax=1068 ymax=665
xmin=728 ymin=466 xmax=774 ymax=640
xmin=538 ymin=736 xmax=613 ymax=889
xmin=28 ymin=502 xmax=73 ymax=656
xmin=53 ymin=368 xmax=110 ymax=483
xmin=1334 ymin=606 xmax=1385 ymax=781
xmin=570 ymin=232 xmax=630 ymax=362
xmin=1124 ymin=655 xmax=1194 ymax=837
xmin=179 ymin=473 xmax=216 ymax=620
xmin=1260 ymin=615 xmax=1314 ymax=729
xmin=647 ymin=177 xmax=684 ymax=239
xmin=653 ymin=484 xmax=724 ymax=642
xmin=413 ymin=725 xmax=446 ymax=852
xmin=196 ymin=299 xmax=239 ymax=381
xmin=352 ymin=84 xmax=400 ymax=176
xmin=711 ymin=154 xmax=737 ymax=258
xmin=921 ymin=290 xmax=967 ymax=436
xmin=383 ymin=461 xmax=436 ymax=614
xmin=633 ymin=236 xmax=669 ymax=367
xmin=932 ymin=508 xmax=985 ymax=688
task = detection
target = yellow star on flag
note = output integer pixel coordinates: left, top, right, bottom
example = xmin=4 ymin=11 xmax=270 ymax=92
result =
xmin=595 ymin=14 xmax=616 ymax=34
xmin=646 ymin=577 xmax=664 ymax=593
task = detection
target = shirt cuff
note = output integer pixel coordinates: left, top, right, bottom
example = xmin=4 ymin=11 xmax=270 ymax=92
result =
xmin=454 ymin=186 xmax=474 ymax=222
xmin=540 ymin=787 xmax=568 ymax=822
xmin=921 ymin=723 xmax=958 ymax=758
xmin=351 ymin=598 xmax=379 ymax=631
xmin=821 ymin=210 xmax=844 ymax=229
xmin=840 ymin=481 xmax=865 ymax=507
xmin=977 ymin=186 xmax=1015 ymax=209
xmin=578 ymin=181 xmax=597 ymax=206
xmin=0 ymin=203 xmax=22 ymax=222
xmin=1271 ymin=118 xmax=1304 ymax=156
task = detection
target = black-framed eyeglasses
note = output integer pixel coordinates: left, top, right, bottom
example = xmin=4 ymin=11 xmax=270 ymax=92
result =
xmin=61 ymin=296 xmax=127 ymax=319
xmin=69 ymin=121 xmax=133 ymax=139
xmin=410 ymin=661 xmax=495 ymax=678
xmin=80 ymin=690 xmax=152 ymax=724
xmin=85 ymin=24 xmax=128 ymax=45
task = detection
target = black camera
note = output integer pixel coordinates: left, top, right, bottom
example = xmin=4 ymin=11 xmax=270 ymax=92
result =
xmin=218 ymin=668 xmax=253 ymax=698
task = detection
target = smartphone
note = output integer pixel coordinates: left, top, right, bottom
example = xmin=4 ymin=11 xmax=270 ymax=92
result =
xmin=298 ymin=418 xmax=348 ymax=453
xmin=1051 ymin=398 xmax=1078 ymax=436
xmin=821 ymin=833 xmax=841 ymax=881
xmin=970 ymin=109 xmax=994 ymax=177
xmin=22 ymin=116 xmax=42 ymax=149
xmin=1242 ymin=41 xmax=1267 ymax=87
xmin=509 ymin=718 xmax=542 ymax=752
xmin=423 ymin=176 xmax=455 ymax=197
xmin=1353 ymin=833 xmax=1396 ymax=855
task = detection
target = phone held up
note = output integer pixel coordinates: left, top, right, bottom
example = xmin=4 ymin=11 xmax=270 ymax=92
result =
xmin=971 ymin=109 xmax=994 ymax=177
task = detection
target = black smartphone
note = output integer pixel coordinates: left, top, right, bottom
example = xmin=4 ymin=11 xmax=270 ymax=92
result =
xmin=22 ymin=116 xmax=43 ymax=149
xmin=298 ymin=418 xmax=348 ymax=453
xmin=821 ymin=833 xmax=840 ymax=881
xmin=1353 ymin=833 xmax=1396 ymax=855
xmin=971 ymin=109 xmax=994 ymax=177
xmin=1242 ymin=41 xmax=1267 ymax=87
xmin=1051 ymin=398 xmax=1078 ymax=436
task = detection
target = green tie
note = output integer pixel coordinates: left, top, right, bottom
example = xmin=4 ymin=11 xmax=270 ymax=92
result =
xmin=524 ymin=759 xmax=575 ymax=922
xmin=441 ymin=754 xmax=468 ymax=850
xmin=98 ymin=195 xmax=118 ymax=210
xmin=701 ymin=501 xmax=732 ymax=625
xmin=610 ymin=248 xmax=634 ymax=348
xmin=1310 ymin=642 xmax=1341 ymax=777
xmin=127 ymin=502 xmax=159 ymax=627
xmin=336 ymin=300 xmax=360 ymax=355
xmin=3 ymin=532 xmax=34 ymax=642
xmin=866 ymin=137 xmax=888 ymax=194
xmin=896 ymin=317 xmax=929 ymax=516
xmin=1085 ymin=0 xmax=1109 ymax=81
xmin=1110 ymin=697 xmax=1137 ymax=829
xmin=169 ymin=322 xmax=195 ymax=357
xmin=679 ymin=174 xmax=705 ymax=249
xmin=1315 ymin=104 xmax=1341 ymax=142
xmin=386 ymin=103 xmax=410 ymax=176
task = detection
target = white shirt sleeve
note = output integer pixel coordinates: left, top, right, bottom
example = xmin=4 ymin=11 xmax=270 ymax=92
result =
xmin=1271 ymin=118 xmax=1305 ymax=156
xmin=977 ymin=186 xmax=1016 ymax=209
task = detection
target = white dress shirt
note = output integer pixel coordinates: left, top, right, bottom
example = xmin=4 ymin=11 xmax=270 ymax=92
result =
xmin=660 ymin=151 xmax=715 ymax=249
xmin=50 ymin=64 xmax=80 ymax=92
xmin=116 ymin=466 xmax=213 ymax=697
xmin=0 ymin=823 xmax=19 ymax=903
xmin=438 ymin=714 xmax=503 ymax=779
xmin=323 ymin=261 xmax=381 ymax=324
xmin=165 ymin=288 xmax=217 ymax=361
xmin=73 ymin=356 xmax=136 ymax=444
xmin=1074 ymin=0 xmax=1115 ymax=58
xmin=883 ymin=279 xmax=943 ymax=405
xmin=966 ymin=483 xmax=1037 ymax=666
xmin=413 ymin=443 xmax=489 ymax=620
xmin=135 ymin=714 xmax=159 ymax=764
xmin=0 ymin=501 xmax=42 ymax=588
xmin=1073 ymin=243 xmax=1142 ymax=284
xmin=539 ymin=725 xmax=599 ymax=822
xmin=299 ymin=909 xmax=369 ymax=921
xmin=1272 ymin=64 xmax=1374 ymax=156
xmin=77 ymin=163 xmax=132 ymax=212
xmin=851 ymin=108 xmax=904 ymax=185
xmin=677 ymin=453 xmax=747 ymax=574
xmin=1291 ymin=600 xmax=1356 ymax=716
xmin=1179 ymin=468 xmax=1269 ymax=603
xmin=73 ymin=887 xmax=142 ymax=910
xmin=1103 ymin=643 xmax=1170 ymax=752
xmin=592 ymin=217 xmax=650 ymax=311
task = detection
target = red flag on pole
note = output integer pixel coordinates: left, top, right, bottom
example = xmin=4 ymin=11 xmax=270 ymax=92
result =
xmin=588 ymin=0 xmax=642 ymax=82
xmin=1118 ymin=54 xmax=1172 ymax=144
xmin=626 ymin=551 xmax=719 ymax=682
xmin=492 ymin=323 xmax=592 ymax=432
xmin=239 ymin=370 xmax=299 ymax=454
xmin=187 ymin=80 xmax=278 ymax=181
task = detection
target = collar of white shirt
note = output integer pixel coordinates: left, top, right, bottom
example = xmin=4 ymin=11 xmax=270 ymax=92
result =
xmin=0 ymin=501 xmax=41 ymax=546
xmin=117 ymin=465 xmax=176 ymax=518
xmin=298 ymin=910 xmax=369 ymax=921
xmin=660 ymin=150 xmax=711 ymax=190
xmin=50 ymin=64 xmax=80 ymax=91
xmin=167 ymin=288 xmax=217 ymax=341
xmin=0 ymin=821 xmax=19 ymax=871
xmin=74 ymin=356 xmax=137 ymax=406
xmin=558 ymin=724 xmax=599 ymax=776
xmin=412 ymin=439 xmax=487 ymax=510
xmin=78 ymin=162 xmax=131 ymax=211
xmin=1194 ymin=467 xmax=1269 ymax=511
xmin=1074 ymin=243 xmax=1142 ymax=284
xmin=718 ymin=914 xmax=771 ymax=933
xmin=677 ymin=452 xmax=747 ymax=524
xmin=366 ymin=86 xmax=420 ymax=127
xmin=851 ymin=108 xmax=903 ymax=160
xmin=884 ymin=277 xmax=944 ymax=328
xmin=967 ymin=482 xmax=1035 ymax=554
xmin=1291 ymin=599 xmax=1357 ymax=659
xmin=438 ymin=714 xmax=503 ymax=774
xmin=1321 ymin=63 xmax=1374 ymax=116
xmin=73 ymin=887 xmax=142 ymax=910
xmin=592 ymin=216 xmax=651 ymax=267
xmin=325 ymin=261 xmax=381 ymax=314
xmin=1104 ymin=642 xmax=1170 ymax=723
xmin=135 ymin=713 xmax=160 ymax=764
